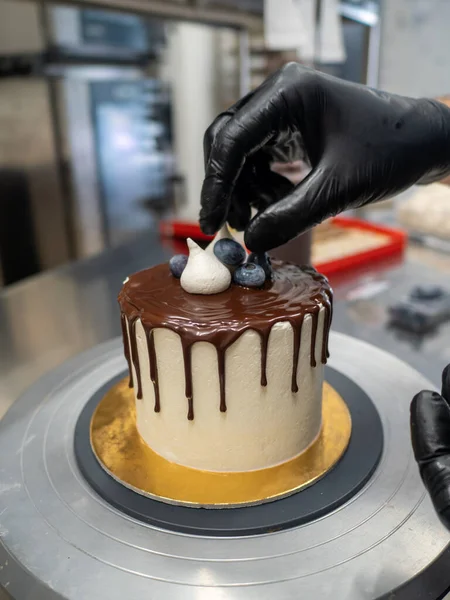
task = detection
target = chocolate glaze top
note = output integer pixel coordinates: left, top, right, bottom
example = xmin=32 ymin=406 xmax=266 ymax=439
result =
xmin=118 ymin=260 xmax=333 ymax=420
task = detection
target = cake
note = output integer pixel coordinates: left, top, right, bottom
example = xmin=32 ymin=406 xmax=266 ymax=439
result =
xmin=118 ymin=237 xmax=333 ymax=473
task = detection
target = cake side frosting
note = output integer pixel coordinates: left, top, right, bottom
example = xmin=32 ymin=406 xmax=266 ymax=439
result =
xmin=118 ymin=260 xmax=333 ymax=421
xmin=127 ymin=312 xmax=327 ymax=471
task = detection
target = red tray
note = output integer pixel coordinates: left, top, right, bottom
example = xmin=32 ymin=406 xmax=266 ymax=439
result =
xmin=314 ymin=216 xmax=407 ymax=278
xmin=159 ymin=216 xmax=407 ymax=278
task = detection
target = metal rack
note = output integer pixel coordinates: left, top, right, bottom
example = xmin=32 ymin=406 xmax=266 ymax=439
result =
xmin=15 ymin=0 xmax=262 ymax=30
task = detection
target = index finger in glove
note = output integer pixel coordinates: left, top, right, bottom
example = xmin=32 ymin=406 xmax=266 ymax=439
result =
xmin=411 ymin=390 xmax=450 ymax=463
xmin=411 ymin=364 xmax=450 ymax=462
xmin=410 ymin=365 xmax=450 ymax=530
xmin=202 ymin=89 xmax=258 ymax=168
xmin=200 ymin=85 xmax=288 ymax=234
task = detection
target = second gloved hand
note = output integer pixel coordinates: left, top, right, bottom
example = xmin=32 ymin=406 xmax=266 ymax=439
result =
xmin=411 ymin=365 xmax=450 ymax=530
xmin=201 ymin=63 xmax=450 ymax=252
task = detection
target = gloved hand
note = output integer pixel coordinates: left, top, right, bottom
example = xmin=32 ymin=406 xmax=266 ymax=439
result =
xmin=411 ymin=364 xmax=450 ymax=529
xmin=200 ymin=62 xmax=450 ymax=252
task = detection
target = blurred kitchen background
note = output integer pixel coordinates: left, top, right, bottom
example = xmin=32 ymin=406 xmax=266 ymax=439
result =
xmin=1 ymin=0 xmax=450 ymax=286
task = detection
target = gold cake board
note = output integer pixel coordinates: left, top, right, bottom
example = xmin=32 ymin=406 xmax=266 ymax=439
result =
xmin=90 ymin=379 xmax=352 ymax=508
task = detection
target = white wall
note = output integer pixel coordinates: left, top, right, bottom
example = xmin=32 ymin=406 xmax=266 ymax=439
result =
xmin=161 ymin=23 xmax=240 ymax=222
xmin=164 ymin=22 xmax=218 ymax=222
xmin=379 ymin=0 xmax=450 ymax=97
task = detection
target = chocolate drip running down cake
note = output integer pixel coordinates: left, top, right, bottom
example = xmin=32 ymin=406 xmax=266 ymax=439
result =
xmin=119 ymin=258 xmax=332 ymax=472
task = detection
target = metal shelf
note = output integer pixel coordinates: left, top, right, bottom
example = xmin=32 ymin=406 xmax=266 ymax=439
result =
xmin=18 ymin=0 xmax=262 ymax=30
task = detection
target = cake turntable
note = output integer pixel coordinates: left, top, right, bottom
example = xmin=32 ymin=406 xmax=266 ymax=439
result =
xmin=0 ymin=332 xmax=449 ymax=600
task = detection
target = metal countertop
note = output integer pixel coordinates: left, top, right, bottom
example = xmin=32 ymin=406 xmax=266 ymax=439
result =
xmin=0 ymin=230 xmax=172 ymax=419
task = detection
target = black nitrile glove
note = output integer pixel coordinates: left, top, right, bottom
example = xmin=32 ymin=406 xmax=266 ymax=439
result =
xmin=200 ymin=62 xmax=450 ymax=252
xmin=411 ymin=365 xmax=450 ymax=530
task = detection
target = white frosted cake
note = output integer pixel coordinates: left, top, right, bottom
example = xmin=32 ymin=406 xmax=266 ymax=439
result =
xmin=118 ymin=238 xmax=332 ymax=473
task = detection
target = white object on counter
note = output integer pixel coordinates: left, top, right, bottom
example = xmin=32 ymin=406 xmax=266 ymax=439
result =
xmin=397 ymin=183 xmax=450 ymax=240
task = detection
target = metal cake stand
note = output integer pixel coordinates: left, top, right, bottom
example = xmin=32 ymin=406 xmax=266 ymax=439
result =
xmin=0 ymin=332 xmax=449 ymax=600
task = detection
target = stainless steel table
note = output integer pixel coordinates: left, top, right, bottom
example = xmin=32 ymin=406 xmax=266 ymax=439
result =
xmin=1 ymin=230 xmax=450 ymax=599
xmin=0 ymin=231 xmax=172 ymax=420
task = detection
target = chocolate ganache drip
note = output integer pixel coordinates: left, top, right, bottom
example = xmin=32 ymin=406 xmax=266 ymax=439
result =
xmin=118 ymin=261 xmax=333 ymax=420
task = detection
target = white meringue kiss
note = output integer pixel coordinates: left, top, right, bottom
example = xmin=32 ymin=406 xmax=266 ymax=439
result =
xmin=181 ymin=238 xmax=231 ymax=295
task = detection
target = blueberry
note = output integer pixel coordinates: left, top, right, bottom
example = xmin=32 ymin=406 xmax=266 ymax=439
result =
xmin=213 ymin=239 xmax=246 ymax=267
xmin=247 ymin=252 xmax=272 ymax=279
xmin=233 ymin=263 xmax=266 ymax=288
xmin=169 ymin=254 xmax=188 ymax=278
